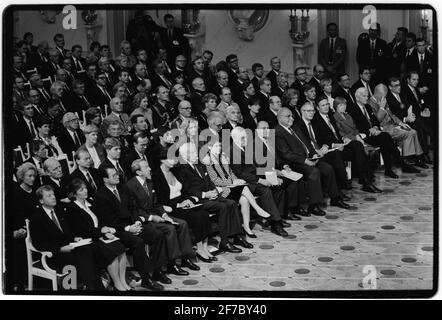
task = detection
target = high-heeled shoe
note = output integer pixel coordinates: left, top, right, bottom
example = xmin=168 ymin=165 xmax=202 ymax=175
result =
xmin=256 ymin=210 xmax=271 ymax=218
xmin=196 ymin=252 xmax=212 ymax=263
xmin=242 ymin=226 xmax=257 ymax=238
xmin=207 ymin=255 xmax=218 ymax=261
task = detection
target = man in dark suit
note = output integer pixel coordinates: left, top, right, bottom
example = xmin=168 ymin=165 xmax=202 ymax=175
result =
xmin=356 ymin=23 xmax=388 ymax=84
xmin=333 ymin=73 xmax=357 ymax=108
xmin=30 ymin=185 xmax=102 ymax=290
xmin=271 ymin=72 xmax=289 ymax=98
xmin=256 ymin=121 xmax=305 ymax=220
xmin=53 ymin=33 xmax=67 ymax=63
xmin=260 ymin=96 xmax=281 ymax=129
xmin=265 ymin=57 xmax=282 ymax=90
xmin=313 ymin=96 xmax=381 ymax=193
xmin=28 ymin=41 xmax=49 ymax=72
xmin=70 ymin=148 xmax=101 ymax=198
xmin=70 ymin=45 xmax=87 ymax=79
xmin=275 ymin=107 xmax=348 ymax=215
xmin=41 ymin=158 xmax=71 ymax=203
xmin=230 ymin=127 xmax=290 ymax=237
xmin=256 ymin=78 xmax=272 ymax=114
xmin=150 ymin=58 xmax=173 ymax=90
xmin=126 ymin=159 xmax=199 ymax=275
xmin=121 ymin=132 xmax=150 ymax=178
xmin=97 ymin=57 xmax=116 ymax=91
xmin=94 ymin=165 xmax=166 ymax=290
xmin=387 ymin=77 xmax=415 ymax=127
xmin=224 ymin=54 xmax=241 ymax=97
xmin=386 ymin=27 xmax=407 ymax=78
xmin=176 ymin=143 xmax=252 ymax=252
xmin=57 ymin=113 xmax=86 ymax=161
xmin=99 ymin=137 xmax=127 ymax=185
xmin=88 ymin=72 xmax=113 ymax=108
xmin=349 ymin=87 xmax=415 ymax=178
xmin=318 ymin=23 xmax=347 ymax=77
xmin=251 ymin=62 xmax=264 ymax=92
xmin=401 ymin=71 xmax=433 ymax=164
xmin=29 ymin=73 xmax=52 ymax=106
xmin=290 ymin=67 xmax=308 ymax=102
xmin=350 ymin=67 xmax=375 ymax=98
xmin=65 ymin=79 xmax=93 ymax=115
xmin=295 ymin=102 xmax=353 ymax=193
xmin=41 ymin=48 xmax=61 ymax=79
xmin=27 ymin=89 xmax=47 ymax=116
xmin=308 ymin=65 xmax=325 ymax=94
xmin=209 ymin=70 xmax=229 ymax=99
xmin=158 ymin=14 xmax=190 ymax=64
xmin=15 ymin=101 xmax=37 ymax=148
xmin=189 ymin=77 xmax=206 ymax=115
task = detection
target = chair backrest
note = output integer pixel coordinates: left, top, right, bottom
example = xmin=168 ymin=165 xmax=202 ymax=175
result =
xmin=42 ymin=76 xmax=53 ymax=85
xmin=56 ymin=153 xmax=74 ymax=177
xmin=13 ymin=146 xmax=25 ymax=166
xmin=26 ymin=67 xmax=38 ymax=74
xmin=25 ymin=219 xmax=38 ymax=271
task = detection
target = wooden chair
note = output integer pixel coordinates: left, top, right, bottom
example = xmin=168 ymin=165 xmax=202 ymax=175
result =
xmin=25 ymin=219 xmax=69 ymax=291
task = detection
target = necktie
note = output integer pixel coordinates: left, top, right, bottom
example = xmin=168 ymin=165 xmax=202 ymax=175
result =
xmin=33 ymin=104 xmax=43 ymax=115
xmin=290 ymin=128 xmax=310 ymax=155
xmin=73 ymin=131 xmax=81 ymax=148
xmin=29 ymin=119 xmax=37 ymax=139
xmin=82 ymin=96 xmax=91 ymax=108
xmin=142 ymin=180 xmax=151 ymax=197
xmin=168 ymin=29 xmax=173 ymax=40
xmin=419 ymin=55 xmax=424 ymax=73
xmin=116 ymin=161 xmax=125 ymax=181
xmin=193 ymin=165 xmax=203 ymax=178
xmin=346 ymin=90 xmax=355 ymax=104
xmin=50 ymin=210 xmax=63 ymax=232
xmin=366 ymin=83 xmax=373 ymax=97
xmin=101 ymin=87 xmax=112 ymax=101
xmin=113 ymin=189 xmax=121 ymax=202
xmin=325 ymin=115 xmax=339 ymax=140
xmin=370 ymin=41 xmax=375 ymax=62
xmin=40 ymin=88 xmax=50 ymax=101
xmin=361 ymin=105 xmax=372 ymax=126
xmin=328 ymin=38 xmax=334 ymax=63
xmin=86 ymin=171 xmax=97 ymax=192
xmin=307 ymin=122 xmax=319 ymax=149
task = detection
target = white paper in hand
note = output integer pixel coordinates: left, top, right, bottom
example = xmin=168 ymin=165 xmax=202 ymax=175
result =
xmin=70 ymin=238 xmax=92 ymax=248
xmin=265 ymin=171 xmax=278 ymax=185
xmin=100 ymin=236 xmax=120 ymax=244
xmin=281 ymin=170 xmax=303 ymax=181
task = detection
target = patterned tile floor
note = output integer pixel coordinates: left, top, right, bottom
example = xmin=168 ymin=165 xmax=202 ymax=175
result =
xmin=137 ymin=166 xmax=434 ymax=292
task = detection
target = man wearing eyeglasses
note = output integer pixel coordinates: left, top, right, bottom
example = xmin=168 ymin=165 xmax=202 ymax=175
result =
xmin=290 ymin=67 xmax=308 ymax=102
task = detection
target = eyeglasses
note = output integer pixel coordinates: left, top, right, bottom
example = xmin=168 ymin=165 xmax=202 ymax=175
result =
xmin=303 ymin=109 xmax=315 ymax=113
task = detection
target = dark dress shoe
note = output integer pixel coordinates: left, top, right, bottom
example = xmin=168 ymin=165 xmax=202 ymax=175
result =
xmin=361 ymin=184 xmax=378 ymax=193
xmin=285 ymin=212 xmax=301 ymax=220
xmin=181 ymin=258 xmax=200 ymax=271
xmin=270 ymin=225 xmax=288 ymax=237
xmin=196 ymin=252 xmax=212 ymax=263
xmin=307 ymin=206 xmax=326 ymax=216
xmin=281 ymin=220 xmax=291 ymax=228
xmin=209 ymin=256 xmax=218 ymax=261
xmin=141 ymin=278 xmax=164 ymax=291
xmin=370 ymin=183 xmax=382 ymax=193
xmin=330 ymin=198 xmax=351 ymax=209
xmin=414 ymin=160 xmax=429 ymax=169
xmin=234 ymin=236 xmax=254 ymax=249
xmin=385 ymin=170 xmax=399 ymax=179
xmin=219 ymin=242 xmax=242 ymax=253
xmin=167 ymin=264 xmax=189 ymax=276
xmin=402 ymin=164 xmax=420 ymax=173
xmin=152 ymin=270 xmax=172 ymax=284
xmin=256 ymin=219 xmax=271 ymax=230
xmin=295 ymin=207 xmax=311 ymax=217
xmin=422 ymin=155 xmax=433 ymax=164
xmin=340 ymin=194 xmax=351 ymax=202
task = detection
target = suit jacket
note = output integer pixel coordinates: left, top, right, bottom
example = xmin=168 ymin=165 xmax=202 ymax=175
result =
xmin=150 ymin=72 xmax=173 ymax=90
xmin=401 ymin=84 xmax=426 ymax=116
xmin=28 ymin=51 xmax=49 ymax=71
xmin=333 ymin=85 xmax=356 ymax=107
xmin=312 ymin=112 xmax=343 ymax=147
xmin=386 ymin=90 xmax=407 ymax=122
xmin=69 ymin=168 xmax=101 ymax=198
xmin=260 ymin=109 xmax=279 ymax=129
xmin=152 ymin=168 xmax=197 ymax=208
xmin=94 ymin=185 xmax=136 ymax=231
xmin=70 ymin=56 xmax=87 ymax=78
xmin=333 ymin=112 xmax=361 ymax=141
xmin=64 ymin=92 xmax=93 ymax=115
xmin=318 ymin=37 xmax=347 ymax=74
xmin=368 ymin=96 xmax=401 ymax=130
xmin=174 ymin=163 xmax=217 ymax=200
xmin=270 ymin=86 xmax=286 ymax=98
xmin=275 ymin=124 xmax=315 ymax=167
xmin=102 ymin=112 xmax=131 ymax=136
xmin=99 ymin=158 xmax=127 ymax=185
xmin=404 ymin=51 xmax=434 ymax=88
xmin=350 ymin=79 xmax=375 ymax=97
xmin=230 ymin=144 xmax=259 ymax=185
xmin=290 ymin=80 xmax=307 ymax=101
xmin=57 ymin=127 xmax=86 ymax=160
xmin=347 ymin=102 xmax=380 ymax=135
xmin=41 ymin=175 xmax=69 ymax=201
xmin=242 ymin=111 xmax=258 ymax=131
xmin=294 ymin=120 xmax=321 ymax=150
xmin=65 ymin=200 xmax=103 ymax=239
xmin=30 ymin=206 xmax=74 ymax=255
xmin=87 ymin=84 xmax=112 ymax=108
xmin=356 ymin=38 xmax=388 ymax=72
xmin=158 ymin=26 xmax=190 ymax=64
xmin=41 ymin=61 xmax=60 ymax=79
xmin=126 ymin=176 xmax=165 ymax=222
xmin=265 ymin=70 xmax=279 ymax=90
xmin=15 ymin=116 xmax=35 ymax=148
xmin=121 ymin=149 xmax=148 ymax=179
xmin=256 ymin=91 xmax=270 ymax=114
xmin=386 ymin=40 xmax=406 ymax=77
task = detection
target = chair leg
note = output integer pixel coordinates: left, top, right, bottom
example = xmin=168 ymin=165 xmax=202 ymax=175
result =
xmin=52 ymin=277 xmax=57 ymax=291
xmin=28 ymin=274 xmax=33 ymax=291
